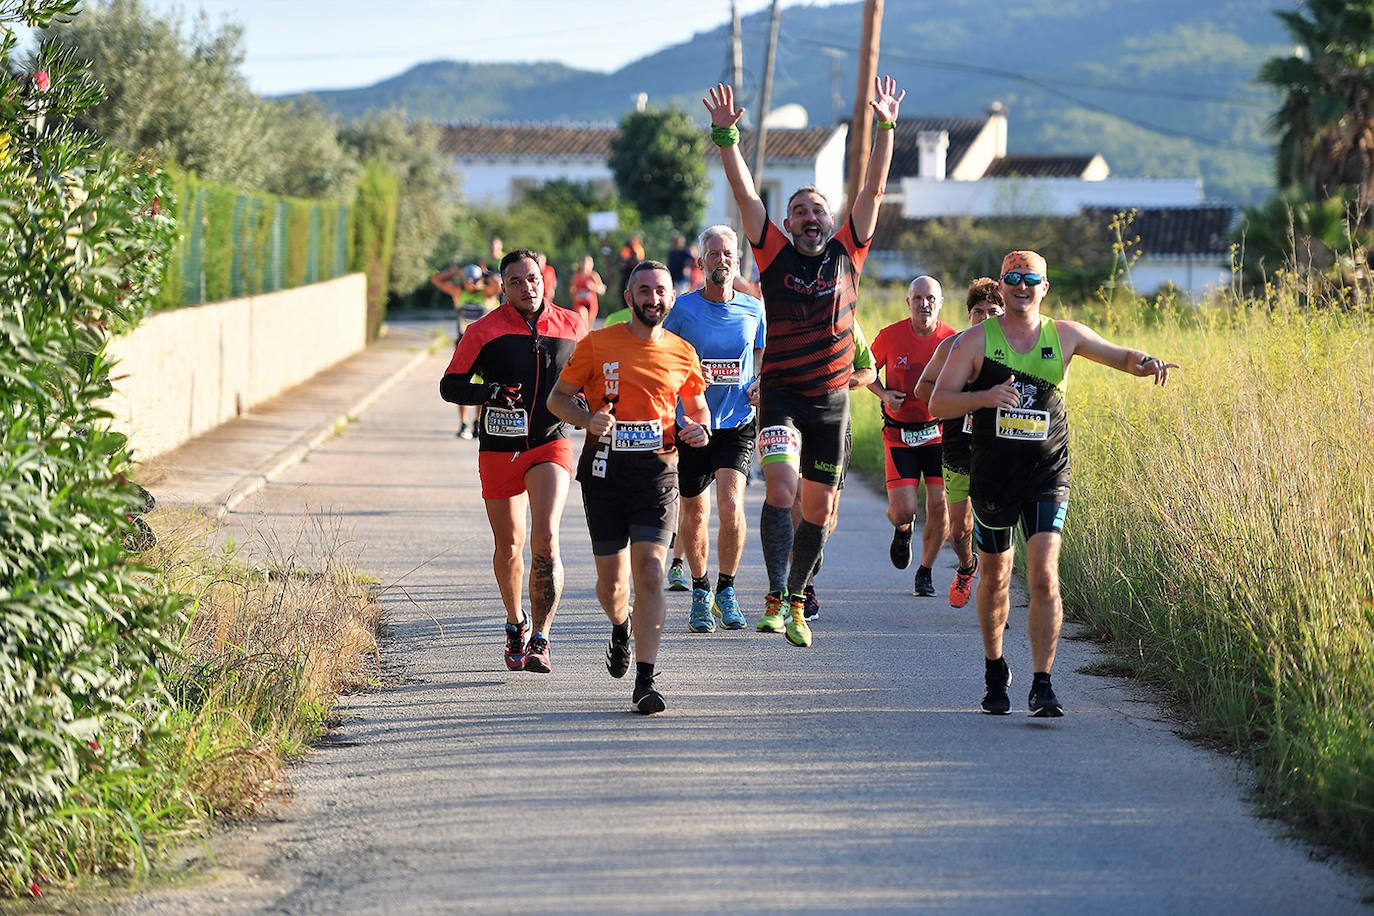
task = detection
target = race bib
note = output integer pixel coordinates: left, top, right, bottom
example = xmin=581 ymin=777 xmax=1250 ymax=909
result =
xmin=700 ymin=357 xmax=745 ymax=386
xmin=484 ymin=407 xmax=528 ymax=437
xmin=758 ymin=425 xmax=800 ymax=460
xmin=900 ymin=424 xmax=940 ymax=447
xmin=961 ymin=414 xmax=973 ymax=435
xmin=611 ymin=419 xmax=663 ymax=452
xmin=995 ymin=407 xmax=1049 ymax=441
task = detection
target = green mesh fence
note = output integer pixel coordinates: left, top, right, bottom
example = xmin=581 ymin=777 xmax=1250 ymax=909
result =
xmin=161 ymin=172 xmax=354 ymax=309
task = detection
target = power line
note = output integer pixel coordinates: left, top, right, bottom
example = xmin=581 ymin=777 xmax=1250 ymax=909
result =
xmin=784 ymin=34 xmax=1271 ymax=155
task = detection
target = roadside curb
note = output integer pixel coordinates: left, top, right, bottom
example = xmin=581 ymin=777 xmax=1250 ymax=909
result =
xmin=210 ymin=343 xmax=433 ymax=520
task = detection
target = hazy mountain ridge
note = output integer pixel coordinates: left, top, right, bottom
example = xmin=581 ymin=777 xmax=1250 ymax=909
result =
xmin=285 ymin=0 xmax=1287 ymax=202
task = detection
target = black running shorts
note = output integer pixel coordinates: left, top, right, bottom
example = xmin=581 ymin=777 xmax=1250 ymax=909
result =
xmin=676 ymin=418 xmax=756 ymax=499
xmin=757 ymin=387 xmax=849 ymax=486
xmin=579 ymin=453 xmax=679 ymax=556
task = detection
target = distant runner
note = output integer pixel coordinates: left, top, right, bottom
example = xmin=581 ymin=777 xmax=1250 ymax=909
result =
xmin=868 ymin=276 xmax=957 ymax=597
xmin=439 ymin=248 xmax=586 ymax=673
xmin=704 ymin=75 xmax=904 ymax=648
xmin=661 ymin=225 xmax=766 ymax=633
xmin=914 ymin=278 xmax=1004 ymax=608
xmin=548 ymin=260 xmax=709 ymax=715
xmin=929 ymin=250 xmax=1178 ymax=718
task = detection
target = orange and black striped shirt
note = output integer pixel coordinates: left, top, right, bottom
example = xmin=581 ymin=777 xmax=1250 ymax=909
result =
xmin=751 ymin=219 xmax=869 ymax=397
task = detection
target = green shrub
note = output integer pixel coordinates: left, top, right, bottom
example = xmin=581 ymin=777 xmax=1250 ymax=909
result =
xmin=0 ymin=8 xmax=185 ymax=892
xmin=351 ymin=158 xmax=399 ymax=339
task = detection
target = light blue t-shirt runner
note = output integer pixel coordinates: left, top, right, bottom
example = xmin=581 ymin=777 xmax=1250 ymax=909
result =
xmin=662 ymin=288 xmax=767 ymax=430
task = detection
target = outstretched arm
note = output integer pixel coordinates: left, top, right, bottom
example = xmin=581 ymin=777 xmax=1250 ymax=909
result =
xmin=848 ymin=75 xmax=905 ymax=244
xmin=1059 ymin=320 xmax=1179 ymax=386
xmin=703 ymin=83 xmax=766 ymax=246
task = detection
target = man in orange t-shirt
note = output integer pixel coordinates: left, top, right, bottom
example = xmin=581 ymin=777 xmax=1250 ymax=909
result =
xmin=548 ymin=260 xmax=709 ymax=715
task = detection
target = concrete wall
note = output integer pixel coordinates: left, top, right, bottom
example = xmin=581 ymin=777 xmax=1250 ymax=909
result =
xmin=103 ymin=273 xmax=367 ymax=460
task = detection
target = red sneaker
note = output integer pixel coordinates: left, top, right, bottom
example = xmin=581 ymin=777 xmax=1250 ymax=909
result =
xmin=523 ymin=635 xmax=551 ymax=673
xmin=949 ymin=559 xmax=978 ymax=609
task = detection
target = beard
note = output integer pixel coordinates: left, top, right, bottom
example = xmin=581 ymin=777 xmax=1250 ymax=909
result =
xmin=708 ymin=265 xmax=733 ymax=287
xmin=631 ymin=300 xmax=665 ymax=327
xmin=791 ymin=220 xmax=829 ymax=254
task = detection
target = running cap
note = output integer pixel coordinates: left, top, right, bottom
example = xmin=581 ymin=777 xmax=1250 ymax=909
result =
xmin=462 ymin=264 xmax=483 ymax=283
xmin=1001 ymin=250 xmax=1047 ymax=277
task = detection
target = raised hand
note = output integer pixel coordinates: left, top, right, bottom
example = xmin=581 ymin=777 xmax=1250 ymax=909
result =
xmin=869 ymin=75 xmax=905 ymax=123
xmin=703 ymin=83 xmax=745 ymax=129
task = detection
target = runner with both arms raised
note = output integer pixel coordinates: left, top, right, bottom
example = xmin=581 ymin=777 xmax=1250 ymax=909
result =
xmin=914 ymin=277 xmax=1004 ymax=609
xmin=868 ymin=275 xmax=957 ymax=598
xmin=439 ymin=248 xmax=587 ymax=673
xmin=704 ymin=75 xmax=904 ymax=648
xmin=929 ymin=250 xmax=1178 ymax=718
xmin=547 ymin=260 xmax=709 ymax=715
xmin=792 ymin=317 xmax=876 ymax=621
xmin=661 ymin=224 xmax=766 ymax=634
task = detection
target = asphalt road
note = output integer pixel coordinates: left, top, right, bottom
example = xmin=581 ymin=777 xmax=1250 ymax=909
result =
xmin=109 ymin=344 xmax=1371 ymax=914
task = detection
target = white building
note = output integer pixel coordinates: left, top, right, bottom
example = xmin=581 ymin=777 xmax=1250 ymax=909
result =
xmin=436 ymin=120 xmax=847 ymax=231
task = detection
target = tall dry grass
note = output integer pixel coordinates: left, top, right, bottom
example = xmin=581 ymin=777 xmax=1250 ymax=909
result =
xmin=13 ymin=512 xmax=382 ymax=894
xmin=1060 ymin=297 xmax=1374 ymax=860
xmin=850 ymin=272 xmax=1373 ymax=861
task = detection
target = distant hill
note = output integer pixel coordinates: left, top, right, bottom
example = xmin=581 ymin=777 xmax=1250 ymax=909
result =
xmin=284 ymin=0 xmax=1287 ymax=204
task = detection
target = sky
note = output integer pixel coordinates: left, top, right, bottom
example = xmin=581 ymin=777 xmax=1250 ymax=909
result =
xmin=132 ymin=0 xmax=841 ymax=96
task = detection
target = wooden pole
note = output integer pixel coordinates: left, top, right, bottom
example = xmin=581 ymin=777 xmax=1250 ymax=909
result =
xmin=845 ymin=0 xmax=884 ymax=215
xmin=727 ymin=0 xmax=743 ymax=238
xmin=741 ymin=0 xmax=781 ymax=281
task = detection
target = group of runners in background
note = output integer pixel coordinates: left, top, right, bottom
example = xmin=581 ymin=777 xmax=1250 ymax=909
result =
xmin=439 ymin=76 xmax=1178 ymax=717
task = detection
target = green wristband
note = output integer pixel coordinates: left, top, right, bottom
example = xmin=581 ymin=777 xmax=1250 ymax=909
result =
xmin=876 ymin=120 xmax=895 ymax=130
xmin=711 ymin=125 xmax=740 ymax=147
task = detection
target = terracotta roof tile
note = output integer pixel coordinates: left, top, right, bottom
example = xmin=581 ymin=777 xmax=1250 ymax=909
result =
xmin=438 ymin=122 xmax=840 ymax=162
xmin=438 ymin=123 xmax=619 ymax=158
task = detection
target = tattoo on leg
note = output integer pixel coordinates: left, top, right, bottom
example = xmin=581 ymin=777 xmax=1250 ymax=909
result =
xmin=530 ymin=552 xmax=562 ymax=631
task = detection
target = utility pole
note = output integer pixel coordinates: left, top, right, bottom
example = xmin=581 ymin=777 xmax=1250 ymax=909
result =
xmin=729 ymin=0 xmax=743 ymax=98
xmin=742 ymin=0 xmax=781 ymax=281
xmin=727 ymin=0 xmax=744 ymax=238
xmin=844 ymin=0 xmax=884 ymax=214
xmin=820 ymin=47 xmax=845 ymax=125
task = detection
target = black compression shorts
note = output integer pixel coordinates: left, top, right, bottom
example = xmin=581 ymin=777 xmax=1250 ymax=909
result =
xmin=757 ymin=387 xmax=849 ymax=486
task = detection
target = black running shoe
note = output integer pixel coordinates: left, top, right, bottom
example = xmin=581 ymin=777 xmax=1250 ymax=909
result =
xmin=802 ymin=584 xmax=820 ymax=621
xmin=889 ymin=524 xmax=913 ymax=569
xmin=913 ymin=567 xmax=935 ymax=597
xmin=1028 ymin=675 xmax=1064 ymax=717
xmin=605 ymin=620 xmax=631 ymax=679
xmin=504 ymin=616 xmax=528 ymax=671
xmin=632 ymin=674 xmax=666 ymax=715
xmin=523 ymin=635 xmax=551 ymax=673
xmin=981 ymin=661 xmax=1012 ymax=715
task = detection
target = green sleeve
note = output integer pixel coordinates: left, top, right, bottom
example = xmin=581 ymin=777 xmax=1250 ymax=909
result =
xmin=852 ymin=319 xmax=873 ymax=370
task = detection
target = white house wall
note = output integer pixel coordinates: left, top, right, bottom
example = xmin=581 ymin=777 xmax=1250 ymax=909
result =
xmin=456 ymin=158 xmax=615 ymax=206
xmin=1127 ymin=257 xmax=1233 ymax=300
xmin=900 ymin=176 xmax=1204 ymax=219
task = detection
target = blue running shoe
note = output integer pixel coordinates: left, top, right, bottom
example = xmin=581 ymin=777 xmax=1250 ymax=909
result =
xmin=712 ymin=587 xmax=746 ymax=629
xmin=667 ymin=561 xmax=689 ymax=592
xmin=689 ymin=588 xmax=716 ymax=632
